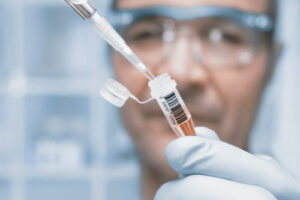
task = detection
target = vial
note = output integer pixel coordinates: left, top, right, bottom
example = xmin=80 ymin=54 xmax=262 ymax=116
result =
xmin=148 ymin=73 xmax=196 ymax=137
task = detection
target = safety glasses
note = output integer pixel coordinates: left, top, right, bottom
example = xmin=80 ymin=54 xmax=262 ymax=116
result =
xmin=109 ymin=5 xmax=273 ymax=70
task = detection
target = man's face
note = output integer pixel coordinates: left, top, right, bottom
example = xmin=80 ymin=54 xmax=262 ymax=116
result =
xmin=112 ymin=0 xmax=273 ymax=169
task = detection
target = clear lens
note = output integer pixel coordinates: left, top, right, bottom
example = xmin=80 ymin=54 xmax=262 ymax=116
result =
xmin=123 ymin=17 xmax=166 ymax=68
xmin=120 ymin=17 xmax=264 ymax=70
xmin=194 ymin=18 xmax=260 ymax=69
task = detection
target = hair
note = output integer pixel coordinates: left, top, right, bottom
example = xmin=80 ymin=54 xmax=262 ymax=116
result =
xmin=268 ymin=0 xmax=278 ymax=21
xmin=268 ymin=0 xmax=278 ymax=40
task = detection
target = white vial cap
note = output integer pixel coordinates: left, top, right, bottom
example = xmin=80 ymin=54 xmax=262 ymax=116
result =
xmin=100 ymin=79 xmax=131 ymax=107
xmin=148 ymin=73 xmax=177 ymax=98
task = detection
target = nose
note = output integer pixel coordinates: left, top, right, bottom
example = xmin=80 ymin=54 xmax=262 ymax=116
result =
xmin=152 ymin=33 xmax=211 ymax=89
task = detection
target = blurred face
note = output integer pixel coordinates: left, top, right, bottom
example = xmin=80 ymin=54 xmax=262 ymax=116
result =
xmin=112 ymin=0 xmax=273 ymax=174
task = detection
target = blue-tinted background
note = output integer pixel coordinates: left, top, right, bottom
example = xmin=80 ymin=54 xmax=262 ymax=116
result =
xmin=0 ymin=0 xmax=299 ymax=200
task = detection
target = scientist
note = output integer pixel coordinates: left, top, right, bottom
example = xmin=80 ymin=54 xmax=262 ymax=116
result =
xmin=108 ymin=0 xmax=300 ymax=199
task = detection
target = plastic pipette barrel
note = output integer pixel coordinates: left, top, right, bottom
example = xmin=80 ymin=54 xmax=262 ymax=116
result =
xmin=65 ymin=0 xmax=155 ymax=80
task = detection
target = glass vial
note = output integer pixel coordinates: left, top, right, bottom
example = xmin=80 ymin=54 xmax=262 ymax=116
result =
xmin=148 ymin=73 xmax=195 ymax=137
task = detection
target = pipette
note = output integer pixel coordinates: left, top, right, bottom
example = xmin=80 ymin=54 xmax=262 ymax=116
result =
xmin=66 ymin=0 xmax=196 ymax=136
xmin=65 ymin=0 xmax=155 ymax=80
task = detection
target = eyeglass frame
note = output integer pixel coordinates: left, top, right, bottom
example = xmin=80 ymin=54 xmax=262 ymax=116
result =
xmin=108 ymin=5 xmax=274 ymax=34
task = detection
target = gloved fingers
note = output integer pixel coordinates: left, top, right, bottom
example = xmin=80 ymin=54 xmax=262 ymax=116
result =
xmin=165 ymin=136 xmax=300 ymax=199
xmin=194 ymin=126 xmax=220 ymax=140
xmin=255 ymin=154 xmax=282 ymax=165
xmin=256 ymin=154 xmax=276 ymax=161
xmin=155 ymin=175 xmax=277 ymax=200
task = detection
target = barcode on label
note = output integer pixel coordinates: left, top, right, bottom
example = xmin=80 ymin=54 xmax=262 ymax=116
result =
xmin=164 ymin=92 xmax=188 ymax=124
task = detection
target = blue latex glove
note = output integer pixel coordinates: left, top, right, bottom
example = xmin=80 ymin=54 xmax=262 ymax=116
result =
xmin=155 ymin=127 xmax=300 ymax=200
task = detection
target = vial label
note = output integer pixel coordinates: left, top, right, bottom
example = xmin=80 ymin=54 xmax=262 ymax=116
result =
xmin=164 ymin=92 xmax=188 ymax=125
xmin=161 ymin=101 xmax=171 ymax=113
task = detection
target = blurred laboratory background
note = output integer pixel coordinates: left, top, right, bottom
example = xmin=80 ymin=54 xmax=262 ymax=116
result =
xmin=0 ymin=0 xmax=299 ymax=200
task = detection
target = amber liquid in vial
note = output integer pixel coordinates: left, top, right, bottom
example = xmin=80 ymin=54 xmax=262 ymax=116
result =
xmin=176 ymin=117 xmax=196 ymax=136
xmin=169 ymin=108 xmax=195 ymax=136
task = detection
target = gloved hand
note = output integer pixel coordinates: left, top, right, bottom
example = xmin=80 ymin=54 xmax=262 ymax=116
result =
xmin=155 ymin=127 xmax=300 ymax=200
